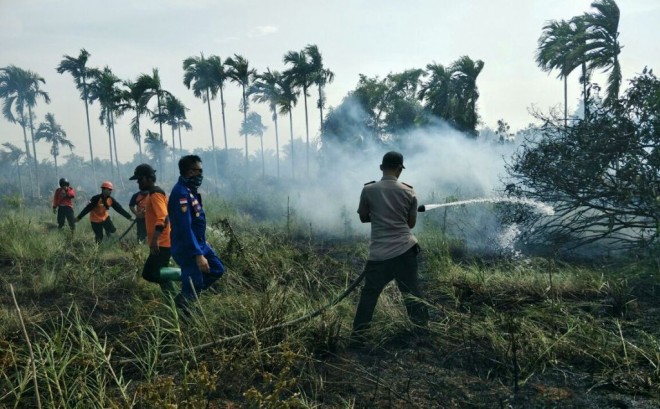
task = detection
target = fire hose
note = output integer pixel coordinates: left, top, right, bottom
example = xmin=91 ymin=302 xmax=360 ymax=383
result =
xmin=118 ymin=269 xmax=367 ymax=364
xmin=114 ymin=218 xmax=137 ymax=242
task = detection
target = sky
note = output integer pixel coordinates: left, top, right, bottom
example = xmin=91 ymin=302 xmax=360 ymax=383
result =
xmin=1 ymin=0 xmax=659 ymax=165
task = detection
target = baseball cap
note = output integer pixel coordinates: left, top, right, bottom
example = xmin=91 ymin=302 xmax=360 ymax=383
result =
xmin=129 ymin=163 xmax=156 ymax=180
xmin=381 ymin=151 xmax=405 ymax=169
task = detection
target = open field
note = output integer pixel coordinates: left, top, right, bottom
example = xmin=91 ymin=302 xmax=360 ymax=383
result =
xmin=2 ymin=202 xmax=660 ymax=408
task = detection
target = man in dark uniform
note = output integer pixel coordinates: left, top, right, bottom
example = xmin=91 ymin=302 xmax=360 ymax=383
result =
xmin=351 ymin=151 xmax=429 ymax=345
xmin=168 ymin=155 xmax=225 ymax=310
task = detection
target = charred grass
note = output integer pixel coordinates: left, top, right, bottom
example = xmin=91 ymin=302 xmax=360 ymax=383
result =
xmin=0 ymin=207 xmax=660 ymax=408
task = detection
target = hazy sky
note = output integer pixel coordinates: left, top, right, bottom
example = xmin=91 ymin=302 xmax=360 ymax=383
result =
xmin=1 ymin=0 xmax=659 ymax=164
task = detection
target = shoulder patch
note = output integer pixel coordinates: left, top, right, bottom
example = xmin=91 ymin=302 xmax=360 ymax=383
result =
xmin=401 ymin=182 xmax=413 ymax=189
xmin=364 ymin=180 xmax=376 ymax=186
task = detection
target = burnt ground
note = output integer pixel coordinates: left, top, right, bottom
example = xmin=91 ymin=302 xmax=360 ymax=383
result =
xmin=2 ymin=248 xmax=660 ymax=408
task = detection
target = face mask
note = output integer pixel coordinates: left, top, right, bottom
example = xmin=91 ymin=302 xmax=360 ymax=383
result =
xmin=184 ymin=174 xmax=203 ymax=189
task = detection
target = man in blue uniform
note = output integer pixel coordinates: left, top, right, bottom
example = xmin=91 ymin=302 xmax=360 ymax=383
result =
xmin=168 ymin=155 xmax=225 ymax=311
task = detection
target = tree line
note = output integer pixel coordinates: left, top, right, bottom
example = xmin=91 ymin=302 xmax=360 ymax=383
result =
xmin=0 ymin=44 xmax=335 ymax=198
xmin=507 ymin=0 xmax=660 ymax=252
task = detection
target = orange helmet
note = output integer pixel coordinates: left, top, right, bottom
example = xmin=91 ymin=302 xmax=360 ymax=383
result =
xmin=101 ymin=181 xmax=113 ymax=190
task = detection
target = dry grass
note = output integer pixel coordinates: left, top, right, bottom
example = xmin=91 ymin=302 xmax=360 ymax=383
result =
xmin=0 ymin=205 xmax=659 ymax=407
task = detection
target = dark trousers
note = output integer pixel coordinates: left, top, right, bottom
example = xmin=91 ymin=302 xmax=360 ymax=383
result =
xmin=353 ymin=244 xmax=428 ymax=334
xmin=57 ymin=206 xmax=75 ymax=230
xmin=135 ymin=218 xmax=147 ymax=242
xmin=142 ymin=247 xmax=175 ymax=295
xmin=91 ymin=218 xmax=117 ymax=243
xmin=142 ymin=247 xmax=172 ymax=282
xmin=174 ymin=246 xmax=225 ymax=301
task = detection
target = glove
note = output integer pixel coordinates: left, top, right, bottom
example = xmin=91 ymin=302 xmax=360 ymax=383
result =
xmin=52 ymin=208 xmax=57 ymax=214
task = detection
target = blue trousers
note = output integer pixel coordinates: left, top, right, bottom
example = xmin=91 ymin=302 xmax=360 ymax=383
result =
xmin=173 ymin=246 xmax=225 ymax=300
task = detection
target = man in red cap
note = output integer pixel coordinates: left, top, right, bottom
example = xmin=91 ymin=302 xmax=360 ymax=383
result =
xmin=351 ymin=151 xmax=429 ymax=346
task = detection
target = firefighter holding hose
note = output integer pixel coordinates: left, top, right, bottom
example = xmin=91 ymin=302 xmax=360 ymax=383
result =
xmin=351 ymin=151 xmax=429 ymax=346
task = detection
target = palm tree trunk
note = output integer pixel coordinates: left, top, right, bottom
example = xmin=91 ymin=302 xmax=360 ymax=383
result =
xmin=582 ymin=63 xmax=589 ymax=121
xmin=54 ymin=154 xmax=58 ymax=179
xmin=110 ymin=113 xmax=121 ymax=185
xmin=274 ymin=114 xmax=280 ymax=178
xmin=318 ymin=84 xmax=324 ymax=129
xmin=157 ymin=92 xmax=164 ymax=142
xmin=19 ymin=114 xmax=35 ymax=197
xmin=288 ymin=111 xmax=294 ymax=179
xmin=82 ymin=81 xmax=97 ymax=186
xmin=136 ymin=114 xmax=143 ymax=162
xmin=242 ymin=86 xmax=248 ymax=165
xmin=178 ymin=127 xmax=183 ymax=154
xmin=27 ymin=105 xmax=40 ymax=197
xmin=220 ymin=86 xmax=228 ymax=151
xmin=303 ymin=86 xmax=310 ymax=178
xmin=171 ymin=125 xmax=176 ymax=178
xmin=16 ymin=161 xmax=24 ymax=200
xmin=260 ymin=135 xmax=265 ymax=178
xmin=205 ymin=88 xmax=219 ymax=183
xmin=110 ymin=113 xmax=121 ymax=177
xmin=106 ymin=113 xmax=114 ymax=179
xmin=563 ymin=76 xmax=568 ymax=128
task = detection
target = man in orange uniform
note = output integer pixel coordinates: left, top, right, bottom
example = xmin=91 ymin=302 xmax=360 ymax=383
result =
xmin=129 ymin=189 xmax=149 ymax=242
xmin=129 ymin=164 xmax=175 ymax=294
xmin=52 ymin=177 xmax=76 ymax=232
xmin=75 ymin=181 xmax=133 ymax=243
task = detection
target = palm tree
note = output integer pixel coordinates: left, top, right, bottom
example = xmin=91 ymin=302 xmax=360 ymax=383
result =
xmin=34 ymin=113 xmax=74 ymax=178
xmin=137 ymin=68 xmax=170 ymax=141
xmin=161 ymin=94 xmax=191 ymax=171
xmin=250 ymin=69 xmax=284 ymax=177
xmin=225 ymin=54 xmax=256 ymax=164
xmin=1 ymin=143 xmax=25 ymax=198
xmin=583 ymin=0 xmax=622 ymax=105
xmin=570 ymin=16 xmax=593 ymax=120
xmin=304 ymin=44 xmax=335 ymax=130
xmin=276 ymin=75 xmax=299 ymax=179
xmin=0 ymin=65 xmax=50 ymax=197
xmin=536 ymin=19 xmax=585 ymax=127
xmin=144 ymin=130 xmax=168 ymax=172
xmin=207 ymin=55 xmax=231 ymax=152
xmin=183 ymin=53 xmax=220 ymax=178
xmin=241 ymin=112 xmax=267 ymax=177
xmin=418 ymin=63 xmax=452 ymax=121
xmin=448 ymin=56 xmax=484 ymax=136
xmin=119 ymin=78 xmax=151 ymax=162
xmin=56 ymin=49 xmax=97 ymax=183
xmin=283 ymin=49 xmax=316 ymax=177
xmin=88 ymin=66 xmax=123 ymax=178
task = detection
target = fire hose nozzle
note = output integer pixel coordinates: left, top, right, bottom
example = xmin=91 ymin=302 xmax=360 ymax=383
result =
xmin=417 ymin=205 xmax=426 ymax=212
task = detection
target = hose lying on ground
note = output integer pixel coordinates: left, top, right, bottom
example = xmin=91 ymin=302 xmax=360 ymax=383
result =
xmin=118 ymin=269 xmax=367 ymax=364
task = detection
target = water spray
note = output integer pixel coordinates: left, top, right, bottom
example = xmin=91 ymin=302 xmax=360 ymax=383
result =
xmin=418 ymin=197 xmax=554 ymax=215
